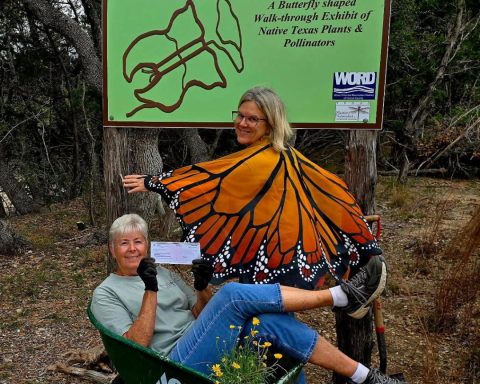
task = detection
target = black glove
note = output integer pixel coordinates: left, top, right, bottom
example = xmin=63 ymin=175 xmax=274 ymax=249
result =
xmin=137 ymin=257 xmax=158 ymax=292
xmin=191 ymin=258 xmax=214 ymax=291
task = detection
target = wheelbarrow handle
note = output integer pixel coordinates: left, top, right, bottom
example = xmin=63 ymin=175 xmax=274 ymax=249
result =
xmin=364 ymin=214 xmax=383 ymax=239
xmin=373 ymin=298 xmax=387 ymax=373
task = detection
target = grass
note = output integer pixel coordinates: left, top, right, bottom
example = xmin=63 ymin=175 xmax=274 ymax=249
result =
xmin=0 ymin=362 xmax=13 ymax=380
xmin=376 ymin=177 xmax=480 ymax=382
xmin=431 ymin=205 xmax=480 ymax=332
xmin=72 ymin=247 xmax=105 ymax=271
xmin=407 ymin=201 xmax=480 ymax=382
xmin=378 ymin=177 xmax=419 ymax=220
xmin=1 ymin=270 xmax=50 ymax=301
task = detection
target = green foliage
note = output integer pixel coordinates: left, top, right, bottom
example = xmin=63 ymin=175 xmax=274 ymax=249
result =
xmin=0 ymin=0 xmax=478 ymax=214
xmin=0 ymin=1 xmax=103 ymax=206
xmin=382 ymin=0 xmax=480 ymax=174
xmin=210 ymin=318 xmax=285 ymax=384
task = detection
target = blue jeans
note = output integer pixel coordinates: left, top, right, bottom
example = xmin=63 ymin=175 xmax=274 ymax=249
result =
xmin=168 ymin=282 xmax=317 ymax=382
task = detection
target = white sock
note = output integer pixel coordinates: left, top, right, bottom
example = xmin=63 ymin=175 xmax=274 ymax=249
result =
xmin=329 ymin=285 xmax=348 ymax=307
xmin=350 ymin=363 xmax=370 ymax=383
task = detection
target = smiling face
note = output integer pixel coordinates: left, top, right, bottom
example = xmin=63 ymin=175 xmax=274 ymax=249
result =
xmin=234 ymin=101 xmax=270 ymax=147
xmin=110 ymin=231 xmax=148 ymax=276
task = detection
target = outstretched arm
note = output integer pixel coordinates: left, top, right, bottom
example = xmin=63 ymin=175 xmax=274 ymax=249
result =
xmin=123 ymin=174 xmax=148 ymax=193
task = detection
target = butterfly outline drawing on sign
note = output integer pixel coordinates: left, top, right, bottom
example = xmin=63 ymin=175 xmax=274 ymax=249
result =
xmin=122 ymin=0 xmax=244 ymax=117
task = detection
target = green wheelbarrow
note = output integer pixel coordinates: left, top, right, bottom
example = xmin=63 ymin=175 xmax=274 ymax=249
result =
xmin=87 ymin=303 xmax=304 ymax=384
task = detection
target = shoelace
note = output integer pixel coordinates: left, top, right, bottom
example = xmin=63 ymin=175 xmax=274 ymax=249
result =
xmin=341 ymin=266 xmax=369 ymax=305
xmin=369 ymin=370 xmax=403 ymax=384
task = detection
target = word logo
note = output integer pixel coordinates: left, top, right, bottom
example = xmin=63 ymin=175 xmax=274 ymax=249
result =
xmin=332 ymin=72 xmax=377 ymax=100
xmin=156 ymin=372 xmax=183 ymax=384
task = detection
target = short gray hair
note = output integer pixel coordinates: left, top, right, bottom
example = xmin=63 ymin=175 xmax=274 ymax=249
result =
xmin=109 ymin=214 xmax=148 ymax=245
xmin=238 ymin=87 xmax=293 ymax=152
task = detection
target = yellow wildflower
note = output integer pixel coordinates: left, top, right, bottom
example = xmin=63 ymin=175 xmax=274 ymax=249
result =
xmin=274 ymin=353 xmax=283 ymax=359
xmin=229 ymin=325 xmax=236 ymax=329
xmin=212 ymin=364 xmax=223 ymax=377
xmin=232 ymin=362 xmax=241 ymax=369
xmin=252 ymin=317 xmax=260 ymax=326
xmin=262 ymin=342 xmax=272 ymax=348
xmin=251 ymin=330 xmax=259 ymax=336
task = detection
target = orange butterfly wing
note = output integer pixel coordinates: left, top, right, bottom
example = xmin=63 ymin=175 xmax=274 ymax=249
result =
xmin=145 ymin=142 xmax=380 ymax=288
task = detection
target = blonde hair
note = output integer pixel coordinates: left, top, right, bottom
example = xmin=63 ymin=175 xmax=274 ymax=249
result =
xmin=109 ymin=213 xmax=149 ymax=245
xmin=238 ymin=87 xmax=293 ymax=152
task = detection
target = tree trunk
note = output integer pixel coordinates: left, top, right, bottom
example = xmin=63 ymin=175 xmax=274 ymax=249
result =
xmin=0 ymin=219 xmax=26 ymax=255
xmin=0 ymin=159 xmax=41 ymax=215
xmin=70 ymin=109 xmax=83 ymax=199
xmin=103 ymin=127 xmax=129 ymax=273
xmin=126 ymin=128 xmax=163 ymax=223
xmin=184 ymin=129 xmax=210 ymax=163
xmin=333 ymin=130 xmax=377 ymax=384
xmin=344 ymin=131 xmax=378 ymax=214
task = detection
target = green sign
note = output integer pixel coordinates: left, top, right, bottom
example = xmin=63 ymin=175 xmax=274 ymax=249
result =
xmin=103 ymin=0 xmax=391 ymax=129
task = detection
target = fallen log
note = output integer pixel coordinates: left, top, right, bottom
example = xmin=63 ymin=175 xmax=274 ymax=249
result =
xmin=48 ymin=363 xmax=115 ymax=384
xmin=378 ymin=168 xmax=448 ymax=176
xmin=49 ymin=343 xmax=115 ymax=383
xmin=63 ymin=343 xmax=107 ymax=366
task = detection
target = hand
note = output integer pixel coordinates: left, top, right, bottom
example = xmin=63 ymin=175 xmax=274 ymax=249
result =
xmin=137 ymin=257 xmax=158 ymax=292
xmin=191 ymin=258 xmax=214 ymax=291
xmin=123 ymin=174 xmax=148 ymax=193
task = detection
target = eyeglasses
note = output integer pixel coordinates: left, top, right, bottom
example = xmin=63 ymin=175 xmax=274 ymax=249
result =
xmin=232 ymin=111 xmax=267 ymax=127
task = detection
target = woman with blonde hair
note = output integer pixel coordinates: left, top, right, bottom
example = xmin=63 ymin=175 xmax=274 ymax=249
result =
xmin=123 ymin=86 xmax=382 ymax=290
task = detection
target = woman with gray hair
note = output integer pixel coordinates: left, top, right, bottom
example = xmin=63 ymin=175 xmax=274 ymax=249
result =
xmin=91 ymin=213 xmax=404 ymax=384
xmin=122 ymin=86 xmax=382 ymax=291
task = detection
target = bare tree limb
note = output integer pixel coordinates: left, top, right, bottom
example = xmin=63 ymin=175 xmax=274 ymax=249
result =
xmin=0 ymin=108 xmax=48 ymax=144
xmin=407 ymin=0 xmax=467 ymax=137
xmin=21 ymin=0 xmax=102 ymax=94
xmin=416 ymin=115 xmax=480 ymax=174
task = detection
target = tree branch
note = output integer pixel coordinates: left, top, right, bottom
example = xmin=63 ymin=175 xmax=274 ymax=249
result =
xmin=21 ymin=0 xmax=102 ymax=95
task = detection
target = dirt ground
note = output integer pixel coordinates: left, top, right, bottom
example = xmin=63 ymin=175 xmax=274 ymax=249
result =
xmin=0 ymin=176 xmax=479 ymax=384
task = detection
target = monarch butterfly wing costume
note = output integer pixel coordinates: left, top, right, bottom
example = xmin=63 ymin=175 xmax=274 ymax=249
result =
xmin=145 ymin=140 xmax=381 ymax=288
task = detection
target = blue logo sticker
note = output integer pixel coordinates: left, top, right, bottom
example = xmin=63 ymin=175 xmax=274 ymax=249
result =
xmin=333 ymin=72 xmax=377 ymax=100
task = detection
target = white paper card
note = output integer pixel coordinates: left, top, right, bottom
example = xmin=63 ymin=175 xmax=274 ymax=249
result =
xmin=335 ymin=102 xmax=371 ymax=122
xmin=150 ymin=241 xmax=200 ymax=264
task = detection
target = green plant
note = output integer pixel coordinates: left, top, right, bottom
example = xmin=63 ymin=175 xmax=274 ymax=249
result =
xmin=210 ymin=317 xmax=284 ymax=384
